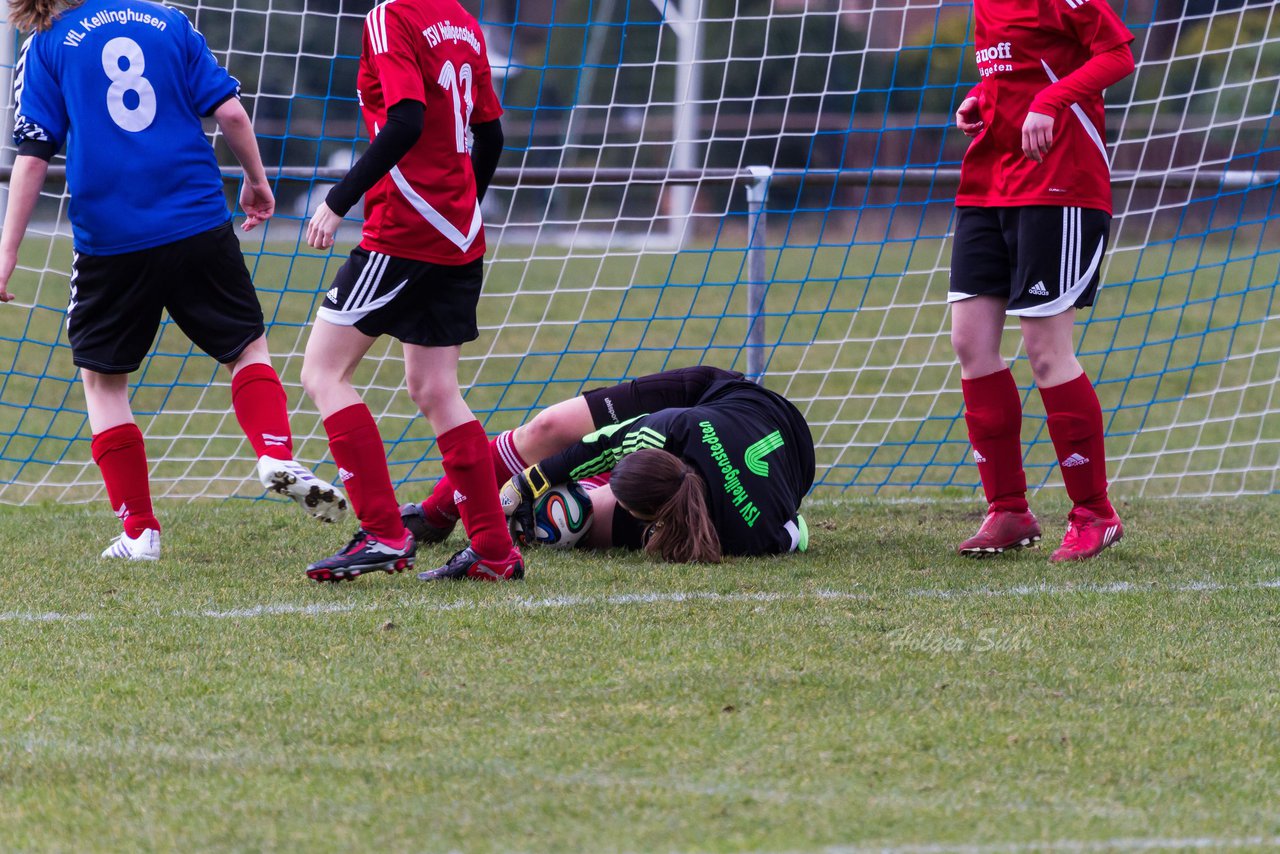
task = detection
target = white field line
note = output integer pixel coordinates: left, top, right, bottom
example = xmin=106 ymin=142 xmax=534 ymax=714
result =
xmin=0 ymin=610 xmax=95 ymax=623
xmin=12 ymin=734 xmax=809 ymax=805
xmin=819 ymin=835 xmax=1280 ymax=853
xmin=11 ymin=734 xmax=1280 ymax=848
xmin=4 ymin=578 xmax=1279 ymax=625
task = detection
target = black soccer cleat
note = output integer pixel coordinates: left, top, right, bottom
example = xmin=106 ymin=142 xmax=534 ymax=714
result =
xmin=306 ymin=529 xmax=416 ymax=582
xmin=416 ymin=546 xmax=525 ymax=582
xmin=399 ymin=501 xmax=456 ymax=545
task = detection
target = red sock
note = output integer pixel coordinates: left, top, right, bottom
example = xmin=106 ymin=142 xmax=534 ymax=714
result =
xmin=423 ymin=430 xmax=526 ymax=524
xmin=323 ymin=403 xmax=403 ymax=540
xmin=491 ymin=430 xmax=527 ymax=480
xmin=439 ymin=420 xmax=513 ymax=560
xmin=231 ymin=363 xmax=293 ymax=461
xmin=92 ymin=423 xmax=160 ymax=537
xmin=962 ymin=368 xmax=1029 ymax=514
xmin=422 ymin=477 xmax=461 ymax=526
xmin=1039 ymin=372 xmax=1114 ymax=517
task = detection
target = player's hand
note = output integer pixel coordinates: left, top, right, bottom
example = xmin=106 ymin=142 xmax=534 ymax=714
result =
xmin=500 ymin=465 xmax=551 ymax=545
xmin=239 ymin=179 xmax=275 ymax=232
xmin=0 ymin=251 xmax=17 ymax=303
xmin=306 ymin=202 xmax=342 ymax=250
xmin=1022 ymin=111 xmax=1055 ymax=163
xmin=955 ymin=96 xmax=984 ymax=137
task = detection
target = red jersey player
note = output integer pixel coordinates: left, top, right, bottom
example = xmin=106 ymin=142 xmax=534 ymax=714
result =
xmin=948 ymin=0 xmax=1135 ymax=561
xmin=300 ymin=0 xmax=522 ymax=582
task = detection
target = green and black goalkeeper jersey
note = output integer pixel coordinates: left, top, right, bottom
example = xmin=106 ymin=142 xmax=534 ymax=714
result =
xmin=538 ymin=379 xmax=816 ymax=556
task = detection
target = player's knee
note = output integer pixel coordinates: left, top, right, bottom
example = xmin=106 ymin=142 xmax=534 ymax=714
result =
xmin=298 ymin=360 xmax=332 ymax=402
xmin=1022 ymin=346 xmax=1049 ymax=382
xmin=1025 ymin=348 xmax=1078 ymax=388
xmin=405 ymin=375 xmax=453 ymax=416
xmin=952 ymin=332 xmax=1000 ymax=372
xmin=520 ymin=398 xmax=592 ymax=455
xmin=522 ymin=408 xmax=571 ymax=449
xmin=405 ymin=380 xmax=434 ymax=414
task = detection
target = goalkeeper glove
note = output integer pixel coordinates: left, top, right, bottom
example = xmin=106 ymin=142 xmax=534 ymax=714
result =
xmin=500 ymin=464 xmax=552 ymax=544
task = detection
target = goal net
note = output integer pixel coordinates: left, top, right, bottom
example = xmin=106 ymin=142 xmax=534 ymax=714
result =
xmin=1 ymin=0 xmax=1276 ymax=506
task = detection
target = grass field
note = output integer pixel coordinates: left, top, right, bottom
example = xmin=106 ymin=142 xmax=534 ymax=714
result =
xmin=2 ymin=493 xmax=1279 ymax=851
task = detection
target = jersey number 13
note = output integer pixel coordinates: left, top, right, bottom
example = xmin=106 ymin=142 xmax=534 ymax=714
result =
xmin=437 ymin=60 xmax=474 ymax=154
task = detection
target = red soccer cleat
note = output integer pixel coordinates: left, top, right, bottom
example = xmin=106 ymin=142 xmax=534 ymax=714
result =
xmin=306 ymin=529 xmax=416 ymax=582
xmin=416 ymin=546 xmax=525 ymax=582
xmin=958 ymin=509 xmax=1042 ymax=558
xmin=1050 ymin=506 xmax=1124 ymax=563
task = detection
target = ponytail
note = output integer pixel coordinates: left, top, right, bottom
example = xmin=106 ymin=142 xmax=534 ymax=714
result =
xmin=611 ymin=448 xmax=722 ymax=564
xmin=9 ymin=0 xmax=76 ymax=31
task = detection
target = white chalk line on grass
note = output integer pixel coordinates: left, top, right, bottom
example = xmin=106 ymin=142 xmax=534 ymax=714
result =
xmin=820 ymin=835 xmax=1280 ymax=853
xmin=13 ymin=732 xmax=1280 ymax=849
xmin=12 ymin=733 xmax=808 ymax=806
xmin=5 ymin=577 xmax=1280 ymax=625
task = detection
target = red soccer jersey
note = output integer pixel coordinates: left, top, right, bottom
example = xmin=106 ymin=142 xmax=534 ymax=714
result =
xmin=356 ymin=0 xmax=503 ymax=264
xmin=956 ymin=0 xmax=1134 ymax=214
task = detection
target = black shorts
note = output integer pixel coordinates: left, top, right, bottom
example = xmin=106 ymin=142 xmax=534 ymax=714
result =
xmin=67 ymin=222 xmax=264 ymax=374
xmin=583 ymin=366 xmax=745 ymax=427
xmin=948 ymin=206 xmax=1111 ymax=317
xmin=318 ymin=248 xmax=483 ymax=347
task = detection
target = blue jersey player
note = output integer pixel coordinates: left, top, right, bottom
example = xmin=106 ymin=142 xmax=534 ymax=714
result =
xmin=0 ymin=0 xmax=348 ymax=560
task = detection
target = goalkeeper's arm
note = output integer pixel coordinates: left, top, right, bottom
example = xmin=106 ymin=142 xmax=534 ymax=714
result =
xmin=500 ymin=415 xmax=671 ymax=516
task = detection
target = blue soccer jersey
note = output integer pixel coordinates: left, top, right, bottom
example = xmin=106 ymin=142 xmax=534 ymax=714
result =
xmin=12 ymin=0 xmax=240 ymax=255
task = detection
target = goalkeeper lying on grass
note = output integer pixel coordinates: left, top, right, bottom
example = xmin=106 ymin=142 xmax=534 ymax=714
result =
xmin=406 ymin=366 xmax=816 ymax=577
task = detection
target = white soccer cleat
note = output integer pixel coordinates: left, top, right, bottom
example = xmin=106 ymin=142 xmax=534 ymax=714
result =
xmin=100 ymin=528 xmax=161 ymax=561
xmin=257 ymin=455 xmax=349 ymax=523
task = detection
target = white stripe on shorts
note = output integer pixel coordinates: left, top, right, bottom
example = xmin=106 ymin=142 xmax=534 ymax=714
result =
xmin=342 ymin=252 xmax=389 ymax=314
xmin=1011 ymin=208 xmax=1102 ymax=318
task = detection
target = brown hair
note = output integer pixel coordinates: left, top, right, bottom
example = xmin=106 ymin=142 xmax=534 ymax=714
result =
xmin=9 ymin=0 xmax=77 ymax=31
xmin=611 ymin=448 xmax=722 ymax=564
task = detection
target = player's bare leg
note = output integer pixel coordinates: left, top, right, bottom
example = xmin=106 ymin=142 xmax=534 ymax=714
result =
xmin=511 ymin=396 xmax=595 ymax=462
xmin=300 ymin=320 xmax=375 ymax=416
xmin=950 ymin=295 xmax=1009 ymax=380
xmin=1019 ymin=309 xmax=1081 ymax=389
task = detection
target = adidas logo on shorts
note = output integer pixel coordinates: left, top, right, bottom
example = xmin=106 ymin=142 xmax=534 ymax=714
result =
xmin=326 ymin=286 xmax=340 ymax=303
xmin=1061 ymin=453 xmax=1090 ymax=467
xmin=973 ymin=448 xmax=987 ymax=464
xmin=1029 ymin=281 xmax=1050 ymax=296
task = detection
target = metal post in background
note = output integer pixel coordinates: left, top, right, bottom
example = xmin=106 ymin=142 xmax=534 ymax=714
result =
xmin=1 ymin=20 xmax=17 ymax=217
xmin=744 ymin=165 xmax=772 ymax=383
xmin=660 ymin=0 xmax=704 ymax=248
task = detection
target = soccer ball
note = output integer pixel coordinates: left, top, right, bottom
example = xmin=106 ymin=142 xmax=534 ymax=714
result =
xmin=516 ymin=481 xmax=594 ymax=548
